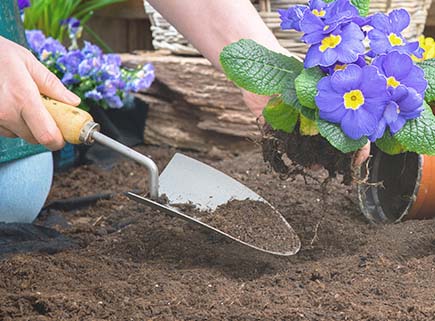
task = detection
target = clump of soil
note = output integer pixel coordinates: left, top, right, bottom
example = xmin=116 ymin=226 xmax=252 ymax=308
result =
xmin=262 ymin=125 xmax=354 ymax=184
xmin=184 ymin=199 xmax=299 ymax=254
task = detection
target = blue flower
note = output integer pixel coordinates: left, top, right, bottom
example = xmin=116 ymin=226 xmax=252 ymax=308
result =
xmin=58 ymin=50 xmax=85 ymax=74
xmin=125 ymin=64 xmax=155 ymax=92
xmin=38 ymin=37 xmax=67 ymax=61
xmin=78 ymin=57 xmax=101 ymax=77
xmin=25 ymin=30 xmax=46 ymax=53
xmin=85 ymin=89 xmax=103 ymax=101
xmin=17 ymin=0 xmax=30 ymax=11
xmin=81 ymin=41 xmax=102 ymax=58
xmin=61 ymin=17 xmax=82 ymax=41
xmin=278 ymin=5 xmax=307 ymax=32
xmin=104 ymin=95 xmax=123 ymax=109
xmin=315 ymin=64 xmax=390 ymax=140
xmin=103 ymin=54 xmax=122 ymax=67
xmin=321 ymin=55 xmax=366 ymax=74
xmin=372 ymin=51 xmax=427 ymax=96
xmin=303 ymin=21 xmax=365 ymax=68
xmin=368 ymin=9 xmax=421 ymax=57
xmin=369 ymin=86 xmax=424 ymax=140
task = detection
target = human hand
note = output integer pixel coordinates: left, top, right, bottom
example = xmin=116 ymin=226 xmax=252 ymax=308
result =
xmin=241 ymin=89 xmax=270 ymax=118
xmin=353 ymin=142 xmax=371 ymax=167
xmin=0 ymin=36 xmax=80 ymax=150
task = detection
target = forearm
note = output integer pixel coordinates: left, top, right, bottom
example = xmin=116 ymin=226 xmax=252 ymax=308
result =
xmin=147 ymin=0 xmax=289 ymax=69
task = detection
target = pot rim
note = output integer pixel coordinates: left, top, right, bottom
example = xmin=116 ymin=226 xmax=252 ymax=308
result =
xmin=357 ymin=149 xmax=423 ymax=224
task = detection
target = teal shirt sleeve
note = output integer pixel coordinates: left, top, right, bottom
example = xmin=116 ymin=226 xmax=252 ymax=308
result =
xmin=0 ymin=0 xmax=47 ymax=163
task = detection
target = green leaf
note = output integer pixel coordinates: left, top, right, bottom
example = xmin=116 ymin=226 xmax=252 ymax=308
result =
xmin=417 ymin=59 xmax=435 ymax=104
xmin=294 ymin=67 xmax=325 ymax=109
xmin=300 ymin=115 xmax=319 ymax=136
xmin=220 ymin=39 xmax=303 ymax=96
xmin=317 ymin=118 xmax=368 ymax=153
xmin=263 ymin=97 xmax=299 ymax=133
xmin=282 ymin=78 xmax=317 ymax=121
xmin=394 ymin=102 xmax=435 ymax=155
xmin=375 ymin=131 xmax=405 ymax=155
xmin=323 ymin=0 xmax=370 ymax=16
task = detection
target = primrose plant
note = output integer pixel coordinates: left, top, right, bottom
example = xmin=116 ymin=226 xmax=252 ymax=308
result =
xmin=25 ymin=18 xmax=155 ymax=110
xmin=220 ymin=0 xmax=435 ymax=156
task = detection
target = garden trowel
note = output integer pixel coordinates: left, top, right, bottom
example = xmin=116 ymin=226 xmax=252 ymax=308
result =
xmin=43 ymin=96 xmax=300 ymax=257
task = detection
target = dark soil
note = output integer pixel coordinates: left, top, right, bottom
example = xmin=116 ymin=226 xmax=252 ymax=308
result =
xmin=1 ymin=144 xmax=435 ymax=320
xmin=190 ymin=199 xmax=299 ymax=254
xmin=262 ymin=125 xmax=354 ymax=184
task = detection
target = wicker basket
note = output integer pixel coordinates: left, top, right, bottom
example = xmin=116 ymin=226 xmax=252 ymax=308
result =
xmin=144 ymin=0 xmax=433 ymax=57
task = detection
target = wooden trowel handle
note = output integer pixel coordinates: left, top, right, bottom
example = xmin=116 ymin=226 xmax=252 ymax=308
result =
xmin=41 ymin=95 xmax=99 ymax=145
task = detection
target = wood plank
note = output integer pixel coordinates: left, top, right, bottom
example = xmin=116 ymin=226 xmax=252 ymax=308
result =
xmin=121 ymin=51 xmax=259 ymax=152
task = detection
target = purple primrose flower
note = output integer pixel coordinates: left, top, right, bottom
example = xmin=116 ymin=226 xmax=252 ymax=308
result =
xmin=279 ymin=0 xmax=327 ymax=32
xmin=25 ymin=30 xmax=46 ymax=53
xmin=369 ymin=85 xmax=424 ymax=140
xmin=17 ymin=0 xmax=30 ymax=11
xmin=315 ymin=64 xmax=390 ymax=140
xmin=321 ymin=55 xmax=367 ymax=74
xmin=278 ymin=6 xmax=307 ymax=32
xmin=372 ymin=51 xmax=427 ymax=96
xmin=368 ymin=9 xmax=421 ymax=57
xmin=303 ymin=21 xmax=365 ymax=68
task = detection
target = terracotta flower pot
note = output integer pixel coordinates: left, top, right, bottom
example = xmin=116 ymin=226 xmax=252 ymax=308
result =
xmin=358 ymin=146 xmax=435 ymax=223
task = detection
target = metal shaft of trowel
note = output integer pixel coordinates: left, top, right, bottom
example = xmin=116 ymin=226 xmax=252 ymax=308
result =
xmin=90 ymin=130 xmax=159 ymax=200
xmin=41 ymin=95 xmax=159 ymax=199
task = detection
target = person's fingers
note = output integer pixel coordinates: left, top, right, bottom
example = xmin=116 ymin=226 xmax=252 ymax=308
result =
xmin=353 ymin=142 xmax=371 ymax=167
xmin=242 ymin=90 xmax=269 ymax=117
xmin=0 ymin=126 xmax=16 ymax=138
xmin=9 ymin=66 xmax=66 ymax=150
xmin=26 ymin=53 xmax=81 ymax=106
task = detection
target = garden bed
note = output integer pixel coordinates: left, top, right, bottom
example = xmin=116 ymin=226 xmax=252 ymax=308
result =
xmin=1 ymin=144 xmax=435 ymax=320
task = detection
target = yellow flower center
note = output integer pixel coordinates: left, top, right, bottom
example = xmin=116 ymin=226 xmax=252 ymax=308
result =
xmin=343 ymin=90 xmax=365 ymax=110
xmin=319 ymin=34 xmax=342 ymax=52
xmin=41 ymin=49 xmax=51 ymax=61
xmin=387 ymin=76 xmax=400 ymax=88
xmin=334 ymin=64 xmax=347 ymax=71
xmin=388 ymin=33 xmax=404 ymax=46
xmin=312 ymin=9 xmax=326 ymax=17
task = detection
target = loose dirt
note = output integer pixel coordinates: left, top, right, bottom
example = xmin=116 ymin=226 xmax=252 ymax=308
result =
xmin=1 ymin=145 xmax=435 ymax=321
xmin=186 ymin=199 xmax=299 ymax=254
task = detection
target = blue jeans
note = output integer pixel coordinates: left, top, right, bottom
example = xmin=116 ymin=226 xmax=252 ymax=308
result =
xmin=0 ymin=152 xmax=53 ymax=223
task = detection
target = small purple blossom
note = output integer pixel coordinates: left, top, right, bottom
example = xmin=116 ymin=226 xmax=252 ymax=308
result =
xmin=303 ymin=21 xmax=365 ymax=68
xmin=372 ymin=51 xmax=427 ymax=96
xmin=17 ymin=0 xmax=30 ymax=11
xmin=104 ymin=95 xmax=123 ymax=109
xmin=321 ymin=55 xmax=367 ymax=74
xmin=315 ymin=64 xmax=390 ymax=139
xmin=25 ymin=30 xmax=46 ymax=53
xmin=278 ymin=6 xmax=307 ymax=32
xmin=85 ymin=89 xmax=103 ymax=101
xmin=368 ymin=9 xmax=421 ymax=57
xmin=369 ymin=86 xmax=424 ymax=140
xmin=26 ymin=29 xmax=154 ymax=109
xmin=81 ymin=41 xmax=102 ymax=58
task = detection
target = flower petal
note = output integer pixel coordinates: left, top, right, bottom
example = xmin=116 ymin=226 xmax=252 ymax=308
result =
xmin=389 ymin=116 xmax=407 ymax=135
xmin=369 ymin=118 xmax=387 ymax=142
xmin=389 ymin=9 xmax=411 ymax=34
xmin=330 ymin=64 xmax=362 ymax=92
xmin=384 ymin=102 xmax=400 ymax=124
xmin=341 ymin=108 xmax=378 ymax=139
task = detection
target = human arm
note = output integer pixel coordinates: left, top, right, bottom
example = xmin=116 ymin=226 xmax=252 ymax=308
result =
xmin=146 ymin=0 xmax=299 ymax=116
xmin=0 ymin=36 xmax=80 ymax=150
xmin=146 ymin=0 xmax=370 ymax=165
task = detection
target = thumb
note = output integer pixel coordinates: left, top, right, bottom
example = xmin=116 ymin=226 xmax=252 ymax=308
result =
xmin=26 ymin=54 xmax=81 ymax=106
